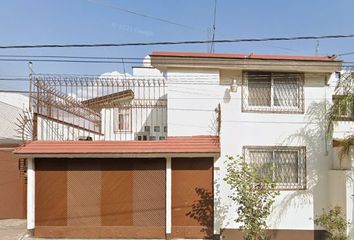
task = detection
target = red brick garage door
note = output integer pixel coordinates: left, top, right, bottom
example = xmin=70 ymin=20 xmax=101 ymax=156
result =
xmin=35 ymin=158 xmax=166 ymax=238
xmin=0 ymin=147 xmax=26 ymax=219
xmin=171 ymin=157 xmax=213 ymax=239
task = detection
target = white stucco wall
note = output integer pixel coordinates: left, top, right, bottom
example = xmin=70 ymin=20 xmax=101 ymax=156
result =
xmin=166 ymin=68 xmax=222 ymax=136
xmin=165 ymin=67 xmax=334 ymax=231
xmin=0 ymin=93 xmax=29 ymax=143
xmin=328 ymin=170 xmax=354 ymax=237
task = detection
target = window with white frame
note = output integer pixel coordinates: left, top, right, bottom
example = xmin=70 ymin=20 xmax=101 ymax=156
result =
xmin=243 ymin=146 xmax=306 ymax=190
xmin=114 ymin=107 xmax=131 ymax=132
xmin=242 ymin=72 xmax=304 ymax=113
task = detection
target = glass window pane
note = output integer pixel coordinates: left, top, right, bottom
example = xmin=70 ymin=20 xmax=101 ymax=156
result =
xmin=274 ymin=151 xmax=298 ymax=183
xmin=249 ymin=150 xmax=273 ymax=179
xmin=114 ymin=108 xmax=131 ymax=132
xmin=248 ymin=73 xmax=271 ymax=107
xmin=273 ymin=73 xmax=299 ymax=107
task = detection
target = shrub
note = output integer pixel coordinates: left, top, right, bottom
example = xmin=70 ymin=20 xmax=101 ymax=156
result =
xmin=314 ymin=206 xmax=349 ymax=240
xmin=224 ymin=156 xmax=280 ymax=240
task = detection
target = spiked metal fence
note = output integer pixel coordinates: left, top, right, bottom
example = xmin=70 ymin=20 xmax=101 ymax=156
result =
xmin=30 ymin=74 xmax=167 ymax=141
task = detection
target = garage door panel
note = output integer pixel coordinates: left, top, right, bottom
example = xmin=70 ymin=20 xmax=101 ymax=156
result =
xmin=133 ymin=159 xmax=165 ymax=228
xmin=101 ymin=159 xmax=133 ymax=226
xmin=35 ymin=158 xmax=165 ymax=238
xmin=172 ymin=157 xmax=213 ymax=239
xmin=36 ymin=158 xmax=67 ymax=226
xmin=67 ymin=159 xmax=101 ymax=226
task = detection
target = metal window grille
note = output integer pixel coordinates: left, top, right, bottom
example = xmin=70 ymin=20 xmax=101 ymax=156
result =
xmin=334 ymin=71 xmax=354 ymax=96
xmin=242 ymin=72 xmax=304 ymax=113
xmin=332 ymin=96 xmax=354 ymax=119
xmin=243 ymin=146 xmax=306 ymax=190
xmin=332 ymin=71 xmax=354 ymax=120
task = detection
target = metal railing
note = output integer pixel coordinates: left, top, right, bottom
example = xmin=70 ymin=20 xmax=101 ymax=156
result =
xmin=30 ymin=74 xmax=167 ymax=141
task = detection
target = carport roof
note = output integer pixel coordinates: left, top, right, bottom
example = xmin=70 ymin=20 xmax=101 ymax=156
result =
xmin=14 ymin=136 xmax=220 ymax=158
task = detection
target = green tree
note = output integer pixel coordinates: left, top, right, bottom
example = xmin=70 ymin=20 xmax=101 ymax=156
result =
xmin=224 ymin=156 xmax=280 ymax=240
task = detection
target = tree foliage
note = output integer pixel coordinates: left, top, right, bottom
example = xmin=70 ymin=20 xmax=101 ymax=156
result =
xmin=224 ymin=156 xmax=280 ymax=240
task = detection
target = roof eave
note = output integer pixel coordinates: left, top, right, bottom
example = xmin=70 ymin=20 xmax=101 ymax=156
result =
xmin=14 ymin=152 xmax=220 ymax=159
xmin=150 ymin=55 xmax=342 ymax=73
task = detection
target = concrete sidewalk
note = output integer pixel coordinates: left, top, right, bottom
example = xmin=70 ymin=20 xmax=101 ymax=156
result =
xmin=0 ymin=219 xmax=27 ymax=240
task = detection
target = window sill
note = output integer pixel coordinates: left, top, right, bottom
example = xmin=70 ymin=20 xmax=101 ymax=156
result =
xmin=242 ymin=107 xmax=304 ymax=114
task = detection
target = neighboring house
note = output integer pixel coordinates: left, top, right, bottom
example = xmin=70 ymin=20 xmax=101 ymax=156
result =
xmin=329 ymin=70 xmax=354 ymax=240
xmin=0 ymin=92 xmax=28 ymax=219
xmin=14 ymin=52 xmax=353 ymax=240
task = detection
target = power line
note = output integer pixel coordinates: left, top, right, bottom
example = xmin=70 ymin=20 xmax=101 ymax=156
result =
xmin=0 ymin=54 xmax=142 ymax=60
xmin=1 ymin=34 xmax=354 ymax=49
xmin=0 ymin=58 xmax=352 ymax=67
xmin=87 ymin=0 xmax=201 ymax=32
xmin=0 ymin=54 xmax=350 ymax=62
xmin=338 ymin=51 xmax=354 ymax=57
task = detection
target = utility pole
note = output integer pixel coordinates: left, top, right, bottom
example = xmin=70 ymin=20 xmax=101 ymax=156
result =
xmin=210 ymin=0 xmax=217 ymax=53
xmin=315 ymin=40 xmax=320 ymax=56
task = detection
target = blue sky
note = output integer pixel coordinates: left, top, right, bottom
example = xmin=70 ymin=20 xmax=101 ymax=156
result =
xmin=0 ymin=0 xmax=354 ymax=90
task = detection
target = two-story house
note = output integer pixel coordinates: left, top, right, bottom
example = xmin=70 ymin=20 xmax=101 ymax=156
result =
xmin=15 ymin=52 xmax=350 ymax=240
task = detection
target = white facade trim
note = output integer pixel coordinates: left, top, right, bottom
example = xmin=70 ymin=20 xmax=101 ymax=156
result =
xmin=27 ymin=158 xmax=35 ymax=230
xmin=166 ymin=157 xmax=172 ymax=235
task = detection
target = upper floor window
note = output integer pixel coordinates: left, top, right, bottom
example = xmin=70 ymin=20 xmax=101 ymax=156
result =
xmin=332 ymin=95 xmax=354 ymax=120
xmin=114 ymin=107 xmax=131 ymax=132
xmin=243 ymin=146 xmax=306 ymax=190
xmin=242 ymin=72 xmax=304 ymax=113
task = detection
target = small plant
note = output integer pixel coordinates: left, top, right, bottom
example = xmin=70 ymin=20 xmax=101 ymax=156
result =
xmin=224 ymin=156 xmax=280 ymax=240
xmin=314 ymin=206 xmax=349 ymax=240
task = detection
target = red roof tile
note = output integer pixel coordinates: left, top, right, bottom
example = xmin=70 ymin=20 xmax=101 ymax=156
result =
xmin=14 ymin=136 xmax=220 ymax=155
xmin=150 ymin=51 xmax=339 ymax=62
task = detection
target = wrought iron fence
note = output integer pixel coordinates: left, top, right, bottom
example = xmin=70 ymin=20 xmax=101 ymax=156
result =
xmin=30 ymin=74 xmax=167 ymax=141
